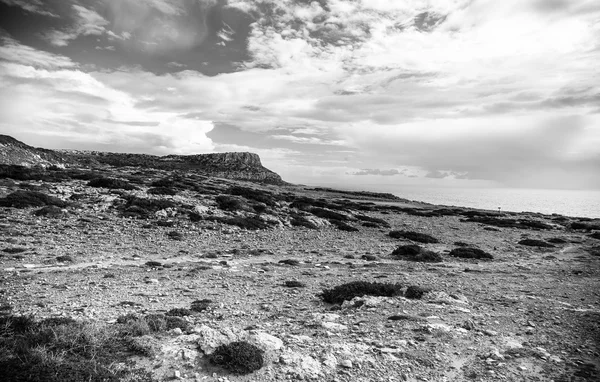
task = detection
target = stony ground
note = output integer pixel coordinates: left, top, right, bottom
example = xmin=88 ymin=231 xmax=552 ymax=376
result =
xmin=0 ymin=170 xmax=599 ymax=382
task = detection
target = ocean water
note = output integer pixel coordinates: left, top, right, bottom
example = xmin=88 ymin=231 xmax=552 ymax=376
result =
xmin=393 ymin=187 xmax=600 ymax=219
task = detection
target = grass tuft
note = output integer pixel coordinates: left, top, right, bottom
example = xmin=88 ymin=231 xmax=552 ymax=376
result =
xmin=320 ymin=281 xmax=402 ymax=305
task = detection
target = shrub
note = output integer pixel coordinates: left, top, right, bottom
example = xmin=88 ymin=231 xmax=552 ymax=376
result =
xmin=405 ymin=285 xmax=432 ymax=300
xmin=290 ymin=215 xmax=318 ymax=229
xmin=190 ymin=299 xmax=213 ymax=312
xmin=355 ymin=214 xmax=390 ymax=228
xmin=0 ymin=190 xmax=68 ymax=208
xmin=34 ymin=205 xmax=66 ymax=218
xmin=284 ymin=281 xmax=306 ymax=288
xmin=329 ymin=219 xmax=359 ymax=232
xmin=2 ymin=248 xmax=27 ymax=254
xmin=147 ymin=187 xmax=177 ymax=196
xmin=548 ymin=237 xmax=568 ymax=244
xmin=56 ymin=255 xmax=74 ymax=262
xmin=211 ymin=216 xmax=270 ymax=230
xmin=88 ymin=177 xmax=137 ymax=190
xmin=310 ymin=207 xmax=348 ymax=221
xmin=448 ymin=247 xmax=493 ymax=259
xmin=145 ymin=261 xmax=163 ymax=267
xmin=209 ymin=341 xmax=264 ymax=375
xmin=391 ymin=245 xmax=443 ymax=263
xmin=588 ymin=232 xmax=600 ymax=240
xmin=166 ymin=308 xmax=193 ymax=317
xmin=228 ymin=186 xmax=277 ymax=206
xmin=119 ymin=196 xmax=177 ymax=219
xmin=388 ymin=230 xmax=439 ymax=244
xmin=167 ymin=231 xmax=184 ymax=241
xmin=215 ymin=195 xmax=249 ymax=211
xmin=320 ymin=281 xmax=402 ymax=304
xmin=518 ymin=239 xmax=554 ymax=248
xmin=279 ymin=259 xmax=300 ymax=266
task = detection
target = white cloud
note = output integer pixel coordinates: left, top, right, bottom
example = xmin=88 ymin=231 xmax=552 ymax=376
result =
xmin=0 ymin=36 xmax=76 ymax=68
xmin=44 ymin=4 xmax=109 ymax=46
xmin=0 ymin=0 xmax=57 ymax=17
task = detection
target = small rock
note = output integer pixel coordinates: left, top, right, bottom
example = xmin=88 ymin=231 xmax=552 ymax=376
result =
xmin=340 ymin=360 xmax=353 ymax=368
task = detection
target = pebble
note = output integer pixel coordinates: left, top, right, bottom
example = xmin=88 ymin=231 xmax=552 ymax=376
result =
xmin=340 ymin=360 xmax=353 ymax=368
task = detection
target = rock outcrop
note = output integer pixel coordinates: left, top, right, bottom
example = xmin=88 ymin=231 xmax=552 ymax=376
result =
xmin=0 ymin=135 xmax=68 ymax=167
xmin=0 ymin=135 xmax=285 ymax=184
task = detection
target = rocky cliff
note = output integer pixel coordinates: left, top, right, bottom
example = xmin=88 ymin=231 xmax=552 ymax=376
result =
xmin=0 ymin=135 xmax=285 ymax=184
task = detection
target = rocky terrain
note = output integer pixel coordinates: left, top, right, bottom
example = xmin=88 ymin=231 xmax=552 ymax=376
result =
xmin=0 ymin=141 xmax=599 ymax=382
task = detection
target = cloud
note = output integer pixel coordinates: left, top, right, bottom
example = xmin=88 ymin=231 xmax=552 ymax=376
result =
xmin=43 ymin=4 xmax=109 ymax=46
xmin=351 ymin=169 xmax=402 ymax=176
xmin=0 ymin=40 xmax=214 ymax=155
xmin=0 ymin=0 xmax=57 ymax=17
xmin=0 ymin=35 xmax=76 ymax=68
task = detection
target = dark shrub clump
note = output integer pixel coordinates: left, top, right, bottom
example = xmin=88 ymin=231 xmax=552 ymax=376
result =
xmin=34 ymin=205 xmax=66 ymax=217
xmin=405 ymin=285 xmax=432 ymax=300
xmin=588 ymin=232 xmax=600 ymax=240
xmin=449 ymin=247 xmax=493 ymax=260
xmin=147 ymin=187 xmax=177 ymax=196
xmin=320 ymin=281 xmax=403 ymax=305
xmin=190 ymin=299 xmax=213 ymax=312
xmin=284 ymin=280 xmax=306 ymax=288
xmin=518 ymin=239 xmax=555 ymax=248
xmin=355 ymin=214 xmax=390 ymax=228
xmin=290 ymin=214 xmax=318 ymax=229
xmin=228 ymin=186 xmax=277 ymax=206
xmin=215 ymin=195 xmax=250 ymax=211
xmin=279 ymin=259 xmax=300 ymax=266
xmin=209 ymin=341 xmax=264 ymax=375
xmin=0 ymin=190 xmax=68 ymax=208
xmin=329 ymin=219 xmax=359 ymax=232
xmin=88 ymin=177 xmax=137 ymax=190
xmin=391 ymin=245 xmax=443 ymax=263
xmin=389 ymin=230 xmax=439 ymax=244
xmin=166 ymin=308 xmax=193 ymax=317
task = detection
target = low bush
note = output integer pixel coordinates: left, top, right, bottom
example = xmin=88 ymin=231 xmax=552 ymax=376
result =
xmin=88 ymin=177 xmax=137 ymax=190
xmin=284 ymin=280 xmax=306 ymax=288
xmin=147 ymin=187 xmax=177 ymax=196
xmin=310 ymin=207 xmax=348 ymax=221
xmin=329 ymin=219 xmax=359 ymax=232
xmin=207 ymin=216 xmax=271 ymax=230
xmin=209 ymin=341 xmax=264 ymax=375
xmin=279 ymin=259 xmax=300 ymax=266
xmin=355 ymin=214 xmax=390 ymax=228
xmin=2 ymin=248 xmax=27 ymax=254
xmin=320 ymin=281 xmax=402 ymax=305
xmin=34 ymin=205 xmax=66 ymax=217
xmin=165 ymin=308 xmax=193 ymax=317
xmin=215 ymin=195 xmax=250 ymax=212
xmin=391 ymin=245 xmax=443 ymax=263
xmin=228 ymin=186 xmax=277 ymax=206
xmin=190 ymin=299 xmax=213 ymax=312
xmin=448 ymin=247 xmax=493 ymax=259
xmin=405 ymin=285 xmax=431 ymax=299
xmin=518 ymin=239 xmax=554 ymax=248
xmin=0 ymin=190 xmax=69 ymax=208
xmin=290 ymin=214 xmax=318 ymax=229
xmin=119 ymin=196 xmax=177 ymax=219
xmin=588 ymin=232 xmax=600 ymax=240
xmin=388 ymin=230 xmax=439 ymax=244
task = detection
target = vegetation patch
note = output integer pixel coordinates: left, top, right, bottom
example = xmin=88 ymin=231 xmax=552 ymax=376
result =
xmin=2 ymin=247 xmax=27 ymax=254
xmin=290 ymin=214 xmax=318 ymax=229
xmin=33 ymin=205 xmax=66 ymax=218
xmin=284 ymin=280 xmax=306 ymax=288
xmin=404 ymin=285 xmax=432 ymax=299
xmin=329 ymin=219 xmax=359 ymax=232
xmin=0 ymin=190 xmax=69 ymax=208
xmin=145 ymin=261 xmax=163 ymax=267
xmin=88 ymin=177 xmax=137 ymax=190
xmin=228 ymin=186 xmax=278 ymax=206
xmin=56 ymin=255 xmax=74 ymax=262
xmin=449 ymin=247 xmax=493 ymax=260
xmin=118 ymin=196 xmax=177 ymax=219
xmin=0 ymin=314 xmax=154 ymax=382
xmin=147 ymin=187 xmax=177 ymax=196
xmin=389 ymin=230 xmax=439 ymax=244
xmin=165 ymin=308 xmax=193 ymax=317
xmin=518 ymin=239 xmax=555 ymax=248
xmin=391 ymin=245 xmax=443 ymax=263
xmin=209 ymin=341 xmax=265 ymax=375
xmin=167 ymin=231 xmax=184 ymax=241
xmin=190 ymin=299 xmax=213 ymax=312
xmin=310 ymin=207 xmax=349 ymax=221
xmin=206 ymin=215 xmax=271 ymax=230
xmin=462 ymin=216 xmax=552 ymax=230
xmin=355 ymin=214 xmax=390 ymax=228
xmin=320 ymin=281 xmax=402 ymax=305
xmin=279 ymin=259 xmax=300 ymax=266
xmin=589 ymin=232 xmax=600 ymax=240
xmin=215 ymin=195 xmax=251 ymax=212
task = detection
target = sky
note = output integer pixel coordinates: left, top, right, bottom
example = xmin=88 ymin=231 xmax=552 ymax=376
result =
xmin=0 ymin=0 xmax=599 ymax=190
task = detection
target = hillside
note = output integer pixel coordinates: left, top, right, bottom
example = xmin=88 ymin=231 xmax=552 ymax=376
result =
xmin=0 ymin=135 xmax=285 ymax=184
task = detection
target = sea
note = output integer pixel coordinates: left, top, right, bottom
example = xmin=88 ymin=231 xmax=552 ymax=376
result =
xmin=391 ymin=186 xmax=600 ymax=219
